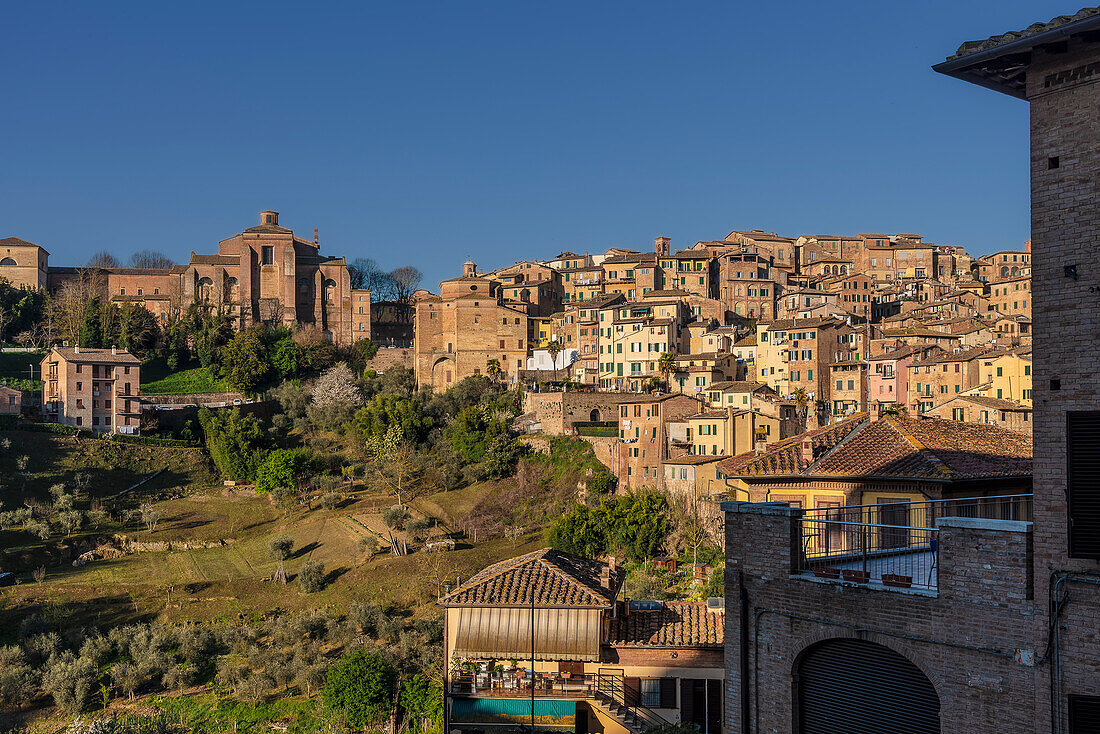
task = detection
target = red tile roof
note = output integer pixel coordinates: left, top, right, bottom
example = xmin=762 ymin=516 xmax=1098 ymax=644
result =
xmin=439 ymin=548 xmax=623 ymax=608
xmin=608 ymin=601 xmax=723 ymax=647
xmin=721 ymin=414 xmax=1031 ymax=481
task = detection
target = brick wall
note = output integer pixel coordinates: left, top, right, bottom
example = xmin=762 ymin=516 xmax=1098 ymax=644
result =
xmin=523 ymin=391 xmax=624 ymax=435
xmin=722 ymin=502 xmax=1039 ymax=732
xmin=1026 ymin=38 xmax=1100 ymax=730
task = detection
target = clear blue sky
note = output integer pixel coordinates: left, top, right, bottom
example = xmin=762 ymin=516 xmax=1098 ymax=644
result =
xmin=1 ymin=1 xmax=1059 ymax=288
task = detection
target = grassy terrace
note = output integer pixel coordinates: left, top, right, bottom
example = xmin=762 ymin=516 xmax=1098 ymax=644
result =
xmin=0 ymin=349 xmax=45 ymax=390
xmin=140 ymin=360 xmax=228 ymax=395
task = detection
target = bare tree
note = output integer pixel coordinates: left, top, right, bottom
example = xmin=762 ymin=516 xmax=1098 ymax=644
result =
xmin=128 ymin=250 xmax=175 ymax=269
xmin=349 ymin=258 xmax=394 ymax=298
xmin=86 ymin=251 xmax=119 ymax=269
xmin=47 ymin=269 xmax=107 ymax=344
xmin=389 ymin=266 xmax=422 ymax=304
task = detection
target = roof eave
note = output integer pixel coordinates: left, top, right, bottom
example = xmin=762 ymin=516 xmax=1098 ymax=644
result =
xmin=932 ymin=14 xmax=1100 ymax=97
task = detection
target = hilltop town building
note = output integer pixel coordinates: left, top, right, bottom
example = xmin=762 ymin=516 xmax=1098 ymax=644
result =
xmin=0 ymin=211 xmax=371 ymax=346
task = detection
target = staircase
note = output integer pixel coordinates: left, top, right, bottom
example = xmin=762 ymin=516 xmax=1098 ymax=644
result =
xmin=592 ymin=674 xmax=668 ymax=734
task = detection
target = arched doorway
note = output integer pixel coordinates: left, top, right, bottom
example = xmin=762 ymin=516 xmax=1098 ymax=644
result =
xmin=795 ymin=639 xmax=939 ymax=733
xmin=590 ymin=409 xmax=600 ymax=422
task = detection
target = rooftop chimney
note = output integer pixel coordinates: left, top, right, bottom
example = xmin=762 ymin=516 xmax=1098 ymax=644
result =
xmin=314 ymin=228 xmax=319 ymax=245
xmin=801 ymin=439 xmax=815 ymax=465
xmin=260 ymin=210 xmax=279 ymax=226
xmin=74 ymin=345 xmax=79 ymax=354
xmin=111 ymin=345 xmax=117 ymax=355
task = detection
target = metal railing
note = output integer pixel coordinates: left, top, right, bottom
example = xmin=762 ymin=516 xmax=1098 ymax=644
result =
xmin=448 ymin=669 xmax=596 ymax=698
xmin=796 ymin=494 xmax=1032 ymax=591
xmin=594 ymin=673 xmax=669 ymax=730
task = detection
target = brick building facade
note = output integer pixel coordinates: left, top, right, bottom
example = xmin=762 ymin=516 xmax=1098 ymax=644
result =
xmin=1 ymin=211 xmax=371 ymax=346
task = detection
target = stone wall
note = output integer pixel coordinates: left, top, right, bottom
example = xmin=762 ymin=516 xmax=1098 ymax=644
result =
xmin=522 ymin=391 xmax=623 ymax=435
xmin=367 ymin=347 xmax=415 ymax=373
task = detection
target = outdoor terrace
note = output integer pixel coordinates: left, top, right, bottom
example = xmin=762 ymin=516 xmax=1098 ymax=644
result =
xmin=796 ymin=494 xmax=1032 ymax=592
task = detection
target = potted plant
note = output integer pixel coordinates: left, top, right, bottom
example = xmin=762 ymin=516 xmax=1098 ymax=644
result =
xmin=882 ymin=573 xmax=913 ymax=588
xmin=813 ymin=567 xmax=841 ymax=579
xmin=842 ymin=569 xmax=871 ymax=584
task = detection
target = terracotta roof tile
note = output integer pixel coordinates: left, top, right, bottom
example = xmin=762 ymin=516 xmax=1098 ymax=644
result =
xmin=608 ymin=601 xmax=723 ymax=647
xmin=439 ymin=548 xmax=623 ymax=608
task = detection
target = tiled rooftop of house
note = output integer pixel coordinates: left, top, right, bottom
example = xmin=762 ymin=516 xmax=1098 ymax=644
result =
xmin=608 ymin=601 xmax=723 ymax=648
xmin=439 ymin=548 xmax=623 ymax=608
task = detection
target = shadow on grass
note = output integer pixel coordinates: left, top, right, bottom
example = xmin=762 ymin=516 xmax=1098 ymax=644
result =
xmin=291 ymin=542 xmax=320 ymax=559
xmin=325 ymin=566 xmax=351 ymax=585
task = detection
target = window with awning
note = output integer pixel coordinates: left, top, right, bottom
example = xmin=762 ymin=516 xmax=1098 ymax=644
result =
xmin=452 ymin=607 xmax=602 ymax=661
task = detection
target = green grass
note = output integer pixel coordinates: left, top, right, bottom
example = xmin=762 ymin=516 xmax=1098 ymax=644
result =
xmin=142 ymin=360 xmax=228 ymax=395
xmin=0 ymin=349 xmax=44 ymax=389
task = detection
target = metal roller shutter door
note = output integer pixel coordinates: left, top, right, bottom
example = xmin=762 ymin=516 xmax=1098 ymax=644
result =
xmin=796 ymin=638 xmax=940 ymax=734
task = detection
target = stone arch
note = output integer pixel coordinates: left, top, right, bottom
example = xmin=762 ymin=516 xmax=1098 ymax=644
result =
xmin=1000 ymin=266 xmax=1009 ymax=277
xmin=197 ymin=276 xmax=214 ymax=301
xmin=0 ymin=257 xmax=15 ymax=267
xmin=324 ymin=278 xmax=337 ymax=304
xmin=590 ymin=408 xmax=601 ymax=422
xmin=787 ymin=628 xmax=946 ymax=704
xmin=431 ymin=355 xmax=456 ymax=391
xmin=225 ymin=276 xmax=239 ymax=302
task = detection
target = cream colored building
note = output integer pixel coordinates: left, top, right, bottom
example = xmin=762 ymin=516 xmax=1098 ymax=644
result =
xmin=41 ymin=346 xmax=142 ymax=433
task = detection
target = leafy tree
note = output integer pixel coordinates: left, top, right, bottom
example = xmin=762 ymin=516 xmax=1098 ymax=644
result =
xmin=42 ymin=651 xmax=97 ymax=713
xmin=483 ymin=432 xmax=522 ymax=479
xmin=485 ymin=358 xmax=502 ymax=382
xmin=221 ymin=326 xmax=271 ymax=393
xmin=78 ymin=296 xmax=104 ymax=348
xmin=271 ymin=336 xmax=302 ymax=378
xmin=322 ymin=649 xmax=398 ymax=729
xmin=0 ymin=646 xmax=35 ymax=711
xmin=546 ymin=339 xmax=564 ymax=370
xmin=350 ymin=394 xmax=431 ymax=444
xmin=0 ymin=278 xmax=46 ymax=343
xmin=548 ymin=492 xmax=670 ymax=562
xmin=657 ymin=351 xmax=676 ymax=389
xmin=270 ymin=536 xmax=294 ymax=583
xmin=116 ymin=302 xmax=160 ymax=358
xmin=197 ymin=407 xmax=269 ymax=480
xmin=400 ymin=673 xmax=443 ymax=734
xmin=299 ymin=559 xmax=326 ymax=593
xmin=254 ymin=449 xmax=313 ymax=494
xmin=348 ymin=338 xmax=379 ymax=373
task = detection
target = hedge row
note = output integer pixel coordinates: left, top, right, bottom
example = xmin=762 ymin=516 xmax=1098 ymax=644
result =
xmin=9 ymin=421 xmax=198 ymax=446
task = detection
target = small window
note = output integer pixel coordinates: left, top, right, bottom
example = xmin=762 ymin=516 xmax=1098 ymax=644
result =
xmin=261 ymin=246 xmax=274 ymax=265
xmin=1048 ymin=156 xmax=1060 ymax=170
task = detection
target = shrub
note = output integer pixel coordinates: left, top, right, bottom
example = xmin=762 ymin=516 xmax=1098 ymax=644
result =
xmin=319 ymin=492 xmax=341 ymax=510
xmin=42 ymin=651 xmax=98 ymax=713
xmin=382 ymin=505 xmax=407 ymax=530
xmin=406 ymin=518 xmax=432 ymax=542
xmin=298 ymin=560 xmax=326 ymax=593
xmin=254 ymin=448 xmax=313 ymax=494
xmin=322 ymin=649 xmax=397 ymax=729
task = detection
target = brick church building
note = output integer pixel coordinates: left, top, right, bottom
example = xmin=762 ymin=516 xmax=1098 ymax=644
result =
xmin=0 ymin=210 xmax=370 ymax=346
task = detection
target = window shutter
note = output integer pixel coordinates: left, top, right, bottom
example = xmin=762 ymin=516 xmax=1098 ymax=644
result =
xmin=660 ymin=678 xmax=676 ymax=709
xmin=624 ymin=677 xmax=640 ymax=706
xmin=1067 ymin=411 xmax=1100 ymax=558
xmin=1070 ymin=695 xmax=1100 ymax=733
xmin=679 ymin=679 xmax=695 ymax=724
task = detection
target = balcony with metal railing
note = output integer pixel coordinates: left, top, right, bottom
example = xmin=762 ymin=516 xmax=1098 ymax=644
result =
xmin=796 ymin=494 xmax=1032 ymax=592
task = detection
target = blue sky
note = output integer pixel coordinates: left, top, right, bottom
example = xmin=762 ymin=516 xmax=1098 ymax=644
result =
xmin=0 ymin=1 xmax=1058 ymax=288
